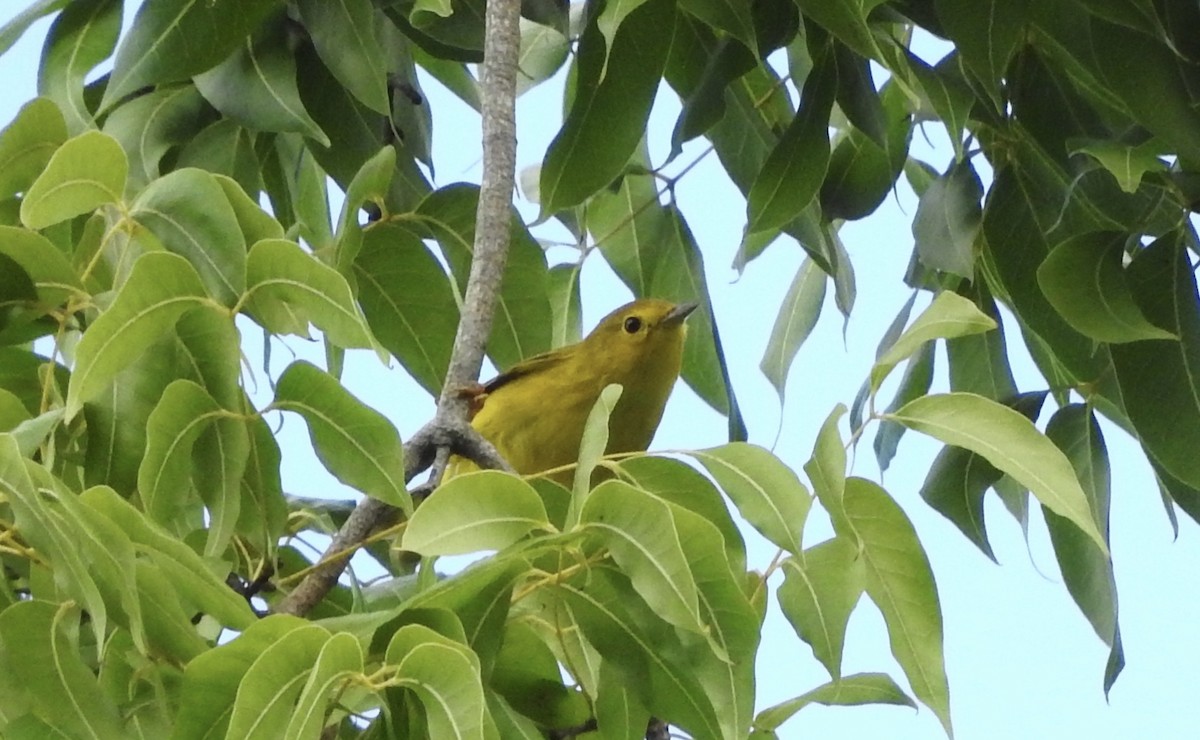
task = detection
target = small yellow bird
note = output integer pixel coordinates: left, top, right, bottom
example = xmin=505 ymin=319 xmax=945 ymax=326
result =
xmin=450 ymin=298 xmax=696 ymax=483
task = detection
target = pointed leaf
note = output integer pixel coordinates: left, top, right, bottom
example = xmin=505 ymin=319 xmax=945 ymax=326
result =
xmin=297 ymin=0 xmax=390 ymax=114
xmin=691 ymin=442 xmax=810 ymax=555
xmin=746 ymin=57 xmax=835 ymax=234
xmin=871 ymin=291 xmax=996 ymax=391
xmin=843 ymin=478 xmax=951 ymax=736
xmin=778 ymin=537 xmax=864 ymax=680
xmin=37 ymin=0 xmax=122 ymax=134
xmin=889 ymin=392 xmax=1107 ymax=553
xmin=913 ymin=161 xmax=982 ymax=280
xmin=580 ymin=480 xmax=704 ymax=636
xmin=540 ymin=0 xmax=674 ymax=213
xmin=754 ymin=672 xmax=915 ymax=732
xmin=227 ymin=624 xmax=333 ymax=740
xmin=760 ymin=258 xmax=826 ymax=401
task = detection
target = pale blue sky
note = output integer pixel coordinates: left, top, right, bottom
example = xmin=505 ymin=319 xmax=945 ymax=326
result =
xmin=4 ymin=4 xmax=1200 ymax=738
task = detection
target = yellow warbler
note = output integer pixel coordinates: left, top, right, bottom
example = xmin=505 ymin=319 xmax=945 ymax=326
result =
xmin=449 ymin=298 xmax=696 ymax=483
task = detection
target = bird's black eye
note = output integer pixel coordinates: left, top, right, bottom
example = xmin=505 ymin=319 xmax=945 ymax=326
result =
xmin=623 ymin=316 xmax=642 ymax=334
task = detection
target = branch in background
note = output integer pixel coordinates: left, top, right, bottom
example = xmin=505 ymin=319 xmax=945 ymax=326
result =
xmin=274 ymin=0 xmax=522 ymax=617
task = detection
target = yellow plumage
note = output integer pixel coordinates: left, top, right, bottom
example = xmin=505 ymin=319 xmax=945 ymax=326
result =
xmin=448 ymin=298 xmax=695 ymax=484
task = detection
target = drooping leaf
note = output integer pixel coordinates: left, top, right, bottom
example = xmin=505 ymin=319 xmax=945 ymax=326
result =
xmin=273 ymin=360 xmax=410 ymax=513
xmin=760 ymin=258 xmax=826 ymax=402
xmin=913 ymin=160 xmax=982 ymax=280
xmin=131 ymin=167 xmax=247 ymax=307
xmin=540 ymin=0 xmax=674 ymax=214
xmin=777 ymin=536 xmax=864 ymax=680
xmin=888 ymin=392 xmax=1107 ymax=552
xmin=103 ymin=0 xmax=284 ymax=107
xmin=746 ymin=53 xmax=836 ymax=234
xmin=384 ymin=624 xmax=491 ymax=740
xmin=296 ymin=0 xmax=390 ymax=114
xmin=843 ymin=478 xmax=952 ymax=737
xmin=36 ymin=0 xmax=122 ymax=134
xmin=193 ymin=17 xmax=330 ymax=145
xmin=1037 ymin=230 xmax=1176 ymax=343
xmin=0 ymin=98 xmax=68 ymax=200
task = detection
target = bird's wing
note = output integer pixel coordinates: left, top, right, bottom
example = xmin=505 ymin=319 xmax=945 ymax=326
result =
xmin=482 ymin=348 xmax=570 ymax=395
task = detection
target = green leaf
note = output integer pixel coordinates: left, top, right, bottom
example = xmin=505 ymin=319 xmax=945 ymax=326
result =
xmin=193 ymin=19 xmax=330 ymax=146
xmin=274 ymin=360 xmax=410 ymax=513
xmin=595 ymin=659 xmax=650 ymax=740
xmin=797 ymin=0 xmax=887 ymax=60
xmin=173 ymin=615 xmax=313 ymax=740
xmin=19 ymin=130 xmax=126 ymax=229
xmin=0 ymin=225 xmax=83 ymax=306
xmin=384 ymin=624 xmax=491 ymax=740
xmin=804 ymin=404 xmax=848 ymax=530
xmin=540 ymin=0 xmax=674 ymax=213
xmin=691 ymin=442 xmax=811 ymax=556
xmin=679 ymin=0 xmax=758 ymax=57
xmin=284 ymin=632 xmax=364 ymax=740
xmin=131 ymin=167 xmax=247 ymax=306
xmin=244 ymin=238 xmax=374 ymax=349
xmin=36 ymin=0 xmax=122 ymax=134
xmin=617 ymin=455 xmax=747 ymax=573
xmin=227 ymin=624 xmax=334 ymax=740
xmin=406 ymin=184 xmax=552 ymax=369
xmin=580 ymin=480 xmax=704 ymax=636
xmin=917 ymin=392 xmax=1046 ymax=560
xmin=746 ymin=56 xmax=835 ymax=234
xmin=1037 ymin=231 xmax=1175 ymax=343
xmin=213 ymin=173 xmax=285 ymax=245
xmin=65 ymin=252 xmax=207 ymax=419
xmin=905 ymin=52 xmax=974 ymax=161
xmin=103 ymin=0 xmax=284 ymax=107
xmin=573 ymin=384 xmax=623 ymax=497
xmin=0 ymin=601 xmax=124 ymax=740
xmin=946 ymin=288 xmax=1017 ymax=399
xmin=0 ymin=0 xmax=71 ymax=56
xmin=753 ymin=672 xmax=915 ymax=732
xmin=652 ymin=207 xmax=744 ymax=437
xmin=296 ymin=0 xmax=390 ymax=114
xmin=516 ymin=20 xmax=570 ymax=96
xmin=354 ymin=224 xmax=458 ymax=395
xmin=888 ymin=392 xmax=1108 ymax=553
xmin=871 ymin=291 xmax=996 ymax=392
xmin=1069 ymin=138 xmax=1167 ymax=193
xmin=404 ymin=471 xmax=550 ymax=556
xmin=1089 ymin=16 xmax=1200 ymax=164
xmin=935 ymin=0 xmax=1028 ymax=102
xmin=585 ymin=166 xmax=663 ymax=297
xmin=0 ymin=98 xmax=68 ymax=200
xmin=873 ymin=342 xmax=935 ymax=472
xmin=1111 ymin=235 xmax=1200 ymax=490
xmin=778 ymin=537 xmax=864 ymax=680
xmin=913 ymin=161 xmax=982 ymax=280
xmin=843 ymin=478 xmax=951 ymax=736
xmin=554 ymin=568 xmax=724 ymax=739
xmin=176 ymin=120 xmax=264 ymax=196
xmin=101 ymin=84 xmax=211 ymax=191
xmin=79 ymin=485 xmax=256 ymax=629
xmin=760 ymin=258 xmax=826 ymax=402
xmin=0 ymin=436 xmax=110 ymax=648
xmin=1043 ymin=406 xmax=1120 ymax=683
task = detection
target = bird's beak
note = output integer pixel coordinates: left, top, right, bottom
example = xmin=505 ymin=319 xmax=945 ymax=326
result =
xmin=663 ymin=302 xmax=698 ymax=326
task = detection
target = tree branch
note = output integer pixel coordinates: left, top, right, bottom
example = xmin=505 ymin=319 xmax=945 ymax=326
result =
xmin=274 ymin=0 xmax=522 ymax=617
